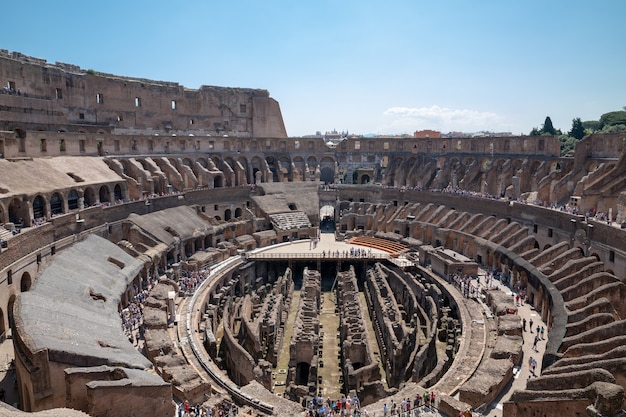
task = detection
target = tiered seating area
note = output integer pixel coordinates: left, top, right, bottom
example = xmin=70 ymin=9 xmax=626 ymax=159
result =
xmin=348 ymin=236 xmax=410 ymax=257
xmin=269 ymin=211 xmax=312 ymax=231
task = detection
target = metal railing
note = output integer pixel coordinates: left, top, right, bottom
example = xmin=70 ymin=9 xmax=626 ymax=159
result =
xmin=245 ymin=252 xmax=390 ymax=261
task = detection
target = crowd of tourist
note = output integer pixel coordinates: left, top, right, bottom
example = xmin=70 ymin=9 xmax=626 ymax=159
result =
xmin=306 ymin=395 xmax=361 ymax=416
xmin=319 ymin=248 xmax=374 ymax=258
xmin=177 ymin=399 xmax=239 ymax=417
xmin=305 ymin=392 xmax=438 ymax=417
xmin=178 ymin=267 xmax=211 ymax=296
xmin=448 ymin=269 xmax=517 ymax=302
xmin=120 ymin=285 xmax=149 ymax=346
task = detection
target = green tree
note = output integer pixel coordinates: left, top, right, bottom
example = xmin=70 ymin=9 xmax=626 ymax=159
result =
xmin=542 ymin=116 xmax=557 ymax=135
xmin=599 ymin=110 xmax=626 ymax=129
xmin=582 ymin=120 xmax=601 ymax=132
xmin=568 ymin=118 xmax=585 ymax=140
xmin=559 ymin=134 xmax=579 ymax=156
xmin=600 ymin=124 xmax=626 ymax=133
xmin=529 ymin=127 xmax=541 ymax=136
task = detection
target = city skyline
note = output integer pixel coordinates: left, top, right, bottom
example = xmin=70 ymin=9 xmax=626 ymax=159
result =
xmin=1 ymin=0 xmax=624 ymax=137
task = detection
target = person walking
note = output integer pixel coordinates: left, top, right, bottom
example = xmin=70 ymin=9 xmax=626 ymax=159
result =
xmin=532 ymin=334 xmax=539 ymax=351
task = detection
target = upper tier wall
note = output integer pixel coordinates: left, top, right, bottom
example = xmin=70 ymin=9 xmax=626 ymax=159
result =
xmin=0 ymin=51 xmax=287 ymax=138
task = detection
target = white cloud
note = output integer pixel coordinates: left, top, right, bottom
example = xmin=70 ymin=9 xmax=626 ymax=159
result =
xmin=382 ymin=105 xmax=503 ymax=133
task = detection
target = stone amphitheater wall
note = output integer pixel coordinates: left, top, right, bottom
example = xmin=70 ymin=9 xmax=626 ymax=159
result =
xmin=0 ymin=51 xmax=286 ymax=138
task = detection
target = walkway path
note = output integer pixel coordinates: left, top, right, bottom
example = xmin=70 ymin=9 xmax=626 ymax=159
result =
xmin=477 ymin=273 xmax=548 ymax=417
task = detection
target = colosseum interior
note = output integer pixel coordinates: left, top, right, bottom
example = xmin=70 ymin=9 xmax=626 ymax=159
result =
xmin=1 ymin=50 xmax=626 ymax=417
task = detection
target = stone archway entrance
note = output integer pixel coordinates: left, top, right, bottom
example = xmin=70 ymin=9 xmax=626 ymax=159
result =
xmin=320 ymin=205 xmax=335 ymax=233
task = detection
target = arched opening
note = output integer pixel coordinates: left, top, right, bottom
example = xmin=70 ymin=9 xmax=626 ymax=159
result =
xmin=99 ymin=185 xmax=111 ymax=203
xmin=67 ymin=189 xmax=79 ymax=210
xmin=84 ymin=187 xmax=96 ymax=207
xmin=21 ymin=272 xmax=32 ymax=292
xmin=234 ymin=208 xmax=242 ymax=218
xmin=224 ymin=209 xmax=232 ymax=221
xmin=7 ymin=294 xmax=16 ymax=329
xmin=196 ymin=157 xmax=208 ymax=168
xmin=252 ymin=168 xmax=260 ymax=184
xmin=32 ymin=195 xmax=46 ymax=219
xmin=114 ymin=184 xmax=123 ymax=202
xmin=214 ymin=176 xmax=223 ymax=188
xmin=295 ymin=362 xmax=310 ymax=386
xmin=50 ymin=192 xmax=64 ymax=215
xmin=185 ymin=241 xmax=194 ymax=258
xmin=266 ymin=156 xmax=278 ymax=182
xmin=320 ymin=205 xmax=335 ymax=233
xmin=360 ymin=174 xmax=371 ymax=184
xmin=8 ymin=198 xmax=27 ymax=226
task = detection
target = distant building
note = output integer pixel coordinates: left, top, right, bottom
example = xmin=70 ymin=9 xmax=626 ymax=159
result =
xmin=413 ymin=129 xmax=441 ymax=138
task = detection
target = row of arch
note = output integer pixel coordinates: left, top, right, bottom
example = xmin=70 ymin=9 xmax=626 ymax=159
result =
xmin=0 ymin=183 xmax=126 ymax=226
xmin=384 ymin=154 xmax=571 ymax=197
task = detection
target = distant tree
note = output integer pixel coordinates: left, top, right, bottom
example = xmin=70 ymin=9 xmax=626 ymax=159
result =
xmin=599 ymin=110 xmax=626 ymax=129
xmin=559 ymin=134 xmax=579 ymax=156
xmin=568 ymin=118 xmax=585 ymax=140
xmin=582 ymin=120 xmax=601 ymax=132
xmin=529 ymin=127 xmax=541 ymax=136
xmin=600 ymin=124 xmax=626 ymax=133
xmin=542 ymin=116 xmax=557 ymax=135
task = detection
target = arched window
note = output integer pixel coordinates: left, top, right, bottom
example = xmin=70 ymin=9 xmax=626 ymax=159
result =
xmin=114 ymin=184 xmax=123 ymax=202
xmin=68 ymin=189 xmax=79 ymax=210
xmin=21 ymin=272 xmax=32 ymax=292
xmin=33 ymin=195 xmax=46 ymax=219
xmin=99 ymin=186 xmax=110 ymax=203
xmin=50 ymin=192 xmax=64 ymax=215
xmin=84 ymin=187 xmax=96 ymax=207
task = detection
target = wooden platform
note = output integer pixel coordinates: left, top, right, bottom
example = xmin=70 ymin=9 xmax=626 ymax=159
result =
xmin=347 ymin=236 xmax=410 ymax=257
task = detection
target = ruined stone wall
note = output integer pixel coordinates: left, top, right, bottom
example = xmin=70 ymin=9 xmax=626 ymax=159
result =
xmin=85 ymin=377 xmax=174 ymax=417
xmin=365 ymin=263 xmax=416 ymax=387
xmin=0 ymin=51 xmax=287 ymax=138
xmin=65 ymin=366 xmax=174 ymax=417
xmin=259 ymin=269 xmax=293 ymax=366
xmin=288 ymin=267 xmax=320 ymax=390
xmin=336 ymin=266 xmax=380 ymax=393
xmin=221 ymin=300 xmax=258 ymax=386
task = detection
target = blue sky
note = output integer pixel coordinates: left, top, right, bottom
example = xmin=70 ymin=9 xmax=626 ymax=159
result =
xmin=2 ymin=1 xmax=625 ymax=137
